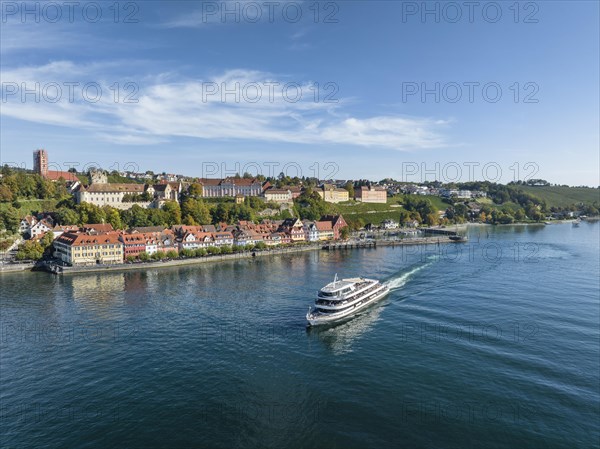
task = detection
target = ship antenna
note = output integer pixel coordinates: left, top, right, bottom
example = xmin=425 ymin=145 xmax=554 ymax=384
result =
xmin=334 ymin=273 xmax=338 ymax=285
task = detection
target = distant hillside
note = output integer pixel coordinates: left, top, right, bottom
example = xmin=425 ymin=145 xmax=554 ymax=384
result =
xmin=515 ymin=186 xmax=599 ymax=208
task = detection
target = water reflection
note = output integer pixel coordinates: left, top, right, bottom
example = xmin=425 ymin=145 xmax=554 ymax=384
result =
xmin=307 ymin=300 xmax=387 ymax=355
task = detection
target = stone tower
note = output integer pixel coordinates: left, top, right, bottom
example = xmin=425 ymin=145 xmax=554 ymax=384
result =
xmin=33 ymin=149 xmax=48 ymax=177
xmin=89 ymin=169 xmax=108 ymax=184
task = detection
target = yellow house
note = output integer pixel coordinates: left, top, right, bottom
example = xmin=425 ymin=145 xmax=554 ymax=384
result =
xmin=317 ymin=184 xmax=349 ymax=203
xmin=54 ymin=232 xmax=124 ymax=266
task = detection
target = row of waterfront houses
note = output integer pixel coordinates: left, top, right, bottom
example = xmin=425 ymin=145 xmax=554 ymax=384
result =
xmin=51 ymin=216 xmax=347 ymax=266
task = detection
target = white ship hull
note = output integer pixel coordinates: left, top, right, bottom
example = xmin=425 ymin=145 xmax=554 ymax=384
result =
xmin=307 ymin=279 xmax=389 ymax=326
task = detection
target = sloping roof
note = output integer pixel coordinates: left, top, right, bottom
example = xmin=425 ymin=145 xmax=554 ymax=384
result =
xmin=280 ymin=185 xmax=302 ymax=192
xmin=184 ymin=231 xmax=213 ymax=241
xmin=198 ymin=178 xmax=261 ymax=187
xmin=265 ymin=188 xmax=291 ymax=195
xmin=315 ymin=221 xmax=333 ymax=231
xmin=56 ymin=232 xmax=121 ymax=247
xmin=321 ymin=215 xmax=346 ymax=227
xmin=82 ymin=183 xmax=145 ymax=193
xmin=197 ymin=178 xmax=222 ymax=186
xmin=130 ymin=226 xmax=166 ymax=233
xmin=22 ymin=215 xmax=37 ymax=226
xmin=83 ymin=223 xmax=114 ymax=232
xmin=223 ymin=177 xmax=260 ymax=186
xmin=45 ymin=170 xmax=79 ymax=182
xmin=52 ymin=224 xmax=79 ymax=232
xmin=120 ymin=234 xmax=147 ymax=244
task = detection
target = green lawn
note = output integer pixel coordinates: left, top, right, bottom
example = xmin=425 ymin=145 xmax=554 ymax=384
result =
xmin=516 ymin=186 xmax=600 ymax=208
xmin=0 ymin=199 xmax=61 ymax=215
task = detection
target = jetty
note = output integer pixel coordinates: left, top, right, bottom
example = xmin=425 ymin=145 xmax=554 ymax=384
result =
xmin=421 ymin=227 xmax=459 ymax=236
xmin=323 ymin=236 xmax=453 ymax=250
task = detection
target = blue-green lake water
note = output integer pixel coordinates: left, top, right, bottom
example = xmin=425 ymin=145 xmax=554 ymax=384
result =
xmin=1 ymin=222 xmax=599 ymax=448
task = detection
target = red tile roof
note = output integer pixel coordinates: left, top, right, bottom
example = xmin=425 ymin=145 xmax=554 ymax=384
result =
xmin=56 ymin=232 xmax=121 ymax=247
xmin=82 ymin=183 xmax=145 ymax=193
xmin=45 ymin=170 xmax=79 ymax=182
xmin=82 ymin=224 xmax=114 ymax=233
xmin=315 ymin=221 xmax=333 ymax=231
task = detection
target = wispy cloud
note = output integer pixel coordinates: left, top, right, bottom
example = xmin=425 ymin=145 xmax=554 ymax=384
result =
xmin=162 ymin=0 xmax=311 ymax=29
xmin=1 ymin=62 xmax=450 ymax=150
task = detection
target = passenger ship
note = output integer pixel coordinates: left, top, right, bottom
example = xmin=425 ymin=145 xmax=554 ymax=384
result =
xmin=306 ymin=275 xmax=390 ymax=326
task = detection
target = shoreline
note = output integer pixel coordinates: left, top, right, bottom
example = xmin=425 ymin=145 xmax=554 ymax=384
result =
xmin=2 ymin=219 xmax=594 ymax=276
xmin=1 ymin=236 xmax=453 ymax=276
xmin=53 ymin=236 xmax=455 ymax=275
xmin=50 ymin=244 xmax=320 ymax=275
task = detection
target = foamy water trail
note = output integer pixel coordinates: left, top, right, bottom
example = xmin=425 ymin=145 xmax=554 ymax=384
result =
xmin=385 ymin=255 xmax=438 ymax=290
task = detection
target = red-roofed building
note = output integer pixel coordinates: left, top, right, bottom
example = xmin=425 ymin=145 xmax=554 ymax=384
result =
xmin=81 ymin=223 xmax=115 ymax=234
xmin=33 ymin=149 xmax=79 ymax=182
xmin=355 ymin=186 xmax=387 ymax=204
xmin=320 ymin=215 xmax=348 ymax=239
xmin=119 ymin=233 xmax=147 ymax=259
xmin=315 ymin=221 xmax=334 ymax=240
xmin=180 ymin=231 xmax=214 ymax=251
xmin=53 ymin=232 xmax=123 ymax=266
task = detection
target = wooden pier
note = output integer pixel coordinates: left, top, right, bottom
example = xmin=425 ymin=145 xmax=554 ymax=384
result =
xmin=323 ymin=236 xmax=453 ymax=250
xmin=421 ymin=227 xmax=459 ymax=236
xmin=323 ymin=241 xmax=377 ymax=250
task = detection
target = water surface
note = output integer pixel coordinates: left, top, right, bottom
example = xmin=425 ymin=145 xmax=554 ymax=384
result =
xmin=1 ymin=222 xmax=598 ymax=448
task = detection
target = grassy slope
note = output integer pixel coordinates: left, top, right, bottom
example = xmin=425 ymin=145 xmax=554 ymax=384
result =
xmin=516 ymin=186 xmax=600 ymax=208
xmin=327 ymin=194 xmax=452 ymax=225
xmin=0 ymin=199 xmax=61 ymax=215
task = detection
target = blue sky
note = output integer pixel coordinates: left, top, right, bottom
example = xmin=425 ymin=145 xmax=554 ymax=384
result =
xmin=1 ymin=0 xmax=598 ymax=185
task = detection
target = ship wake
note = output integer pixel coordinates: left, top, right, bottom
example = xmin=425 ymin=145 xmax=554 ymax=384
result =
xmin=385 ymin=256 xmax=437 ymax=291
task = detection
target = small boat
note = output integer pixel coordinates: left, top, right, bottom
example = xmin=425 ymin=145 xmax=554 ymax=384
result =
xmin=449 ymin=235 xmax=468 ymax=242
xmin=573 ymin=219 xmax=581 ymax=227
xmin=306 ymin=274 xmax=389 ymax=326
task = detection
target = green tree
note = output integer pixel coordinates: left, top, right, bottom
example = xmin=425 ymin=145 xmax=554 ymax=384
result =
xmin=76 ymin=202 xmax=106 ymax=225
xmin=162 ymin=201 xmax=182 ymax=226
xmin=56 ymin=207 xmax=79 ymax=225
xmin=166 ymin=250 xmax=179 ymax=259
xmin=188 ymin=183 xmax=203 ymax=198
xmin=16 ymin=240 xmax=44 ymax=260
xmin=295 ymin=189 xmax=327 ymax=221
xmin=344 ymin=182 xmax=355 ymax=198
xmin=183 ymin=215 xmax=197 ymax=226
xmin=424 ymin=213 xmax=438 ymax=226
xmin=212 ymin=203 xmax=231 ymax=224
xmin=207 ymin=246 xmax=221 ymax=255
xmin=180 ymin=248 xmax=195 ymax=258
xmin=0 ymin=239 xmax=13 ymax=251
xmin=0 ymin=185 xmax=14 ymax=202
xmin=340 ymin=227 xmax=350 ymax=240
xmin=104 ymin=207 xmax=123 ymax=230
xmin=40 ymin=231 xmax=54 ymax=249
xmin=182 ymin=198 xmax=211 ymax=224
xmin=1 ymin=206 xmax=20 ymax=233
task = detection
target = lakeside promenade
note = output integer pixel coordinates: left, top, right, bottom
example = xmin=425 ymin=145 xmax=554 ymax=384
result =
xmin=0 ymin=236 xmax=454 ymax=275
